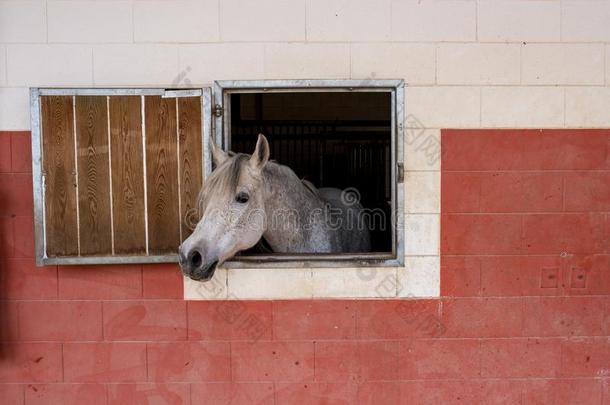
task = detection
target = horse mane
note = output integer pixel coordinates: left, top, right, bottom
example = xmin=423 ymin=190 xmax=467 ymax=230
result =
xmin=301 ymin=179 xmax=320 ymax=198
xmin=196 ymin=153 xmax=321 ymax=216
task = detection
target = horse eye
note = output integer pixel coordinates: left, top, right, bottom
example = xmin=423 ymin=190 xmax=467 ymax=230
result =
xmin=235 ymin=192 xmax=250 ymax=204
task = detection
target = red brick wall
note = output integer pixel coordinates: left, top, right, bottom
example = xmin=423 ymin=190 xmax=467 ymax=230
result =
xmin=0 ymin=129 xmax=608 ymax=404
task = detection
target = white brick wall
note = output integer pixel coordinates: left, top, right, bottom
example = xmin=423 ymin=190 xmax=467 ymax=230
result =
xmin=220 ymin=0 xmax=306 ymax=42
xmin=606 ymin=45 xmax=610 ymax=85
xmin=2 ymin=0 xmax=610 ymax=129
xmin=481 ymin=87 xmax=565 ymax=128
xmin=0 ymin=46 xmax=6 ymax=87
xmin=1 ymin=0 xmax=610 ymax=299
xmin=404 ymin=214 xmax=440 ymax=256
xmin=398 ymin=256 xmax=440 ymax=298
xmin=134 ymin=0 xmax=219 ymax=43
xmin=229 ymin=268 xmax=313 ymax=299
xmin=7 ymin=45 xmax=93 ymax=86
xmin=521 ymin=44 xmax=605 ymax=85
xmin=307 ymin=0 xmax=391 ymax=42
xmin=0 ymin=1 xmax=47 ymax=43
xmin=392 ymin=1 xmax=476 ymax=42
xmin=351 ymin=43 xmax=435 ymax=84
xmin=48 ymin=1 xmax=133 ymax=43
xmin=179 ymin=44 xmax=265 ymax=82
xmin=312 ymin=268 xmax=397 ymax=298
xmin=93 ymin=45 xmax=179 ymax=86
xmin=477 ymin=1 xmax=561 ymax=42
xmin=406 ymin=86 xmax=481 ymax=128
xmin=264 ymin=43 xmax=350 ymax=79
xmin=404 ymin=172 xmax=440 ymax=214
xmin=437 ymin=43 xmax=520 ymax=85
xmin=565 ymin=87 xmax=610 ymax=127
xmin=403 ymin=129 xmax=441 ymax=172
xmin=561 ymin=1 xmax=610 ymax=42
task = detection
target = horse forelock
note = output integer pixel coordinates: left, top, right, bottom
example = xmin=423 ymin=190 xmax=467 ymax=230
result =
xmin=197 ymin=153 xmax=249 ymax=215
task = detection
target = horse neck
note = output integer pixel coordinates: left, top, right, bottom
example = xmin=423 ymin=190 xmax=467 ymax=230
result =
xmin=260 ymin=163 xmax=330 ymax=252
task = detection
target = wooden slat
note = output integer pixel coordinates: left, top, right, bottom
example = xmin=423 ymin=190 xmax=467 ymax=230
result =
xmin=145 ymin=96 xmax=180 ymax=254
xmin=75 ymin=96 xmax=112 ymax=255
xmin=41 ymin=96 xmax=79 ymax=257
xmin=178 ymin=97 xmax=203 ymax=240
xmin=109 ymin=96 xmax=146 ymax=255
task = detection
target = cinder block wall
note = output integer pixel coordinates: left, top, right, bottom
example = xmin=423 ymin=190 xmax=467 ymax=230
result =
xmin=0 ymin=1 xmax=609 ymax=403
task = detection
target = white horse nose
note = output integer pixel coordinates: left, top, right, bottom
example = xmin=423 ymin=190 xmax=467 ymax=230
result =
xmin=180 ymin=247 xmax=219 ymax=281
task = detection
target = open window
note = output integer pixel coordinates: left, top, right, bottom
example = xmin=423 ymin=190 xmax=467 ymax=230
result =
xmin=213 ymin=80 xmax=404 ymax=268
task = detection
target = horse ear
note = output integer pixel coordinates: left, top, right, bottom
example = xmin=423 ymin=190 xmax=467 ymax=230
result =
xmin=249 ymin=134 xmax=270 ymax=171
xmin=210 ymin=137 xmax=228 ymax=167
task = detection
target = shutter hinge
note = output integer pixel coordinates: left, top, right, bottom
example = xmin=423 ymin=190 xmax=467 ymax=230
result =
xmin=213 ymin=104 xmax=223 ymax=117
xmin=397 ymin=162 xmax=404 ymax=183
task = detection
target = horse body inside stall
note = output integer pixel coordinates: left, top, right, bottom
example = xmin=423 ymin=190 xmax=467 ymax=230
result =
xmin=178 ymin=134 xmax=371 ymax=281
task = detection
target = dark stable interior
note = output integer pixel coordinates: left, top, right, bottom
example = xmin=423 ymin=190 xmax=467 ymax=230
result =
xmin=230 ymin=91 xmax=392 ymax=254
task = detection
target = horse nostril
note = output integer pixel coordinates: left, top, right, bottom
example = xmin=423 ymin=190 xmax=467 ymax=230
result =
xmin=190 ymin=251 xmax=202 ymax=268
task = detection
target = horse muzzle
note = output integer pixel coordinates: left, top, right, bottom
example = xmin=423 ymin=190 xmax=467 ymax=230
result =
xmin=179 ymin=248 xmax=219 ymax=282
xmin=191 ymin=259 xmax=218 ymax=281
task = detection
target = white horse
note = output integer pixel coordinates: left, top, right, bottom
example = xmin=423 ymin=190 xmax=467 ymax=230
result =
xmin=178 ymin=134 xmax=371 ymax=281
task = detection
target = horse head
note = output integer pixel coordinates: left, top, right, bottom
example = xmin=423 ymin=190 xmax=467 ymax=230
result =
xmin=178 ymin=134 xmax=270 ymax=281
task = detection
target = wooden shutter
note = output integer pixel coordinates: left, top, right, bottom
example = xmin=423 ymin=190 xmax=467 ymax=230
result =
xmin=33 ymin=89 xmax=208 ymax=265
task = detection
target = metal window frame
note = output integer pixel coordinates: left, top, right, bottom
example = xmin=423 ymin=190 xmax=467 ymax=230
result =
xmin=213 ymin=79 xmax=405 ymax=269
xmin=30 ymin=87 xmax=211 ymax=266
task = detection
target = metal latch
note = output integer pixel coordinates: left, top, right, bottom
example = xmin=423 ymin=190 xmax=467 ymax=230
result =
xmin=213 ymin=104 xmax=223 ymax=117
xmin=397 ymin=162 xmax=404 ymax=183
